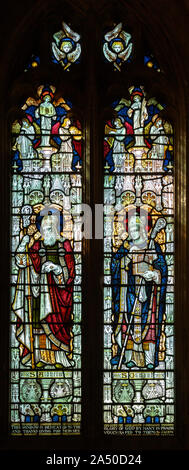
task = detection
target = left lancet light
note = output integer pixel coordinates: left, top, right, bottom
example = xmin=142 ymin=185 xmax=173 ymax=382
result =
xmin=10 ymin=85 xmax=83 ymax=436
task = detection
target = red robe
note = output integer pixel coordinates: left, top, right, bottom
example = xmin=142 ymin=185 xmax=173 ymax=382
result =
xmin=17 ymin=239 xmax=75 ymax=361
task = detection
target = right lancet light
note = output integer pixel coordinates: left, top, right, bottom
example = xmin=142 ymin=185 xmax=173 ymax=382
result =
xmin=103 ymin=85 xmax=174 ymax=436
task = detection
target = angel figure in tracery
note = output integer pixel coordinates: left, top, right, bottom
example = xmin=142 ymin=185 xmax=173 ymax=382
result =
xmin=103 ymin=23 xmax=133 ymax=71
xmin=52 ymin=21 xmax=81 ymax=71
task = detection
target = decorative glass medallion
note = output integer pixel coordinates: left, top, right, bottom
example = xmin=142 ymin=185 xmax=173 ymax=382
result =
xmin=51 ymin=22 xmax=81 ymax=71
xmin=103 ymin=23 xmax=133 ymax=71
xmin=144 ymin=53 xmax=161 ymax=72
xmin=24 ymin=54 xmax=40 ymax=72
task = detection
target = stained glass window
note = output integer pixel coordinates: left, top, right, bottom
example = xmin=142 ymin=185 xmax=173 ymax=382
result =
xmin=51 ymin=21 xmax=81 ymax=71
xmin=144 ymin=53 xmax=161 ymax=72
xmin=24 ymin=54 xmax=40 ymax=72
xmin=8 ymin=10 xmax=178 ymax=442
xmin=10 ymin=84 xmax=83 ymax=436
xmin=103 ymin=86 xmax=174 ymax=435
xmin=103 ymin=23 xmax=133 ymax=71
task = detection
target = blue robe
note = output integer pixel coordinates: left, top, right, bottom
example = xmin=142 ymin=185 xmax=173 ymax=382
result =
xmin=111 ymin=240 xmax=168 ymax=367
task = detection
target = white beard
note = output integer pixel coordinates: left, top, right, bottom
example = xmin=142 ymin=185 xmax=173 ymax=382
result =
xmin=43 ymin=234 xmax=57 ymax=247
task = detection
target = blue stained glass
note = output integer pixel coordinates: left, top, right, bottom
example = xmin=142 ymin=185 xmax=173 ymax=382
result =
xmin=24 ymin=54 xmax=40 ymax=72
xmin=144 ymin=53 xmax=160 ymax=72
xmin=155 ymin=417 xmax=160 ymax=424
xmin=126 ymin=417 xmax=133 ymax=424
xmin=146 ymin=417 xmax=152 ymax=424
xmin=62 ymin=415 xmax=67 ymax=423
xmin=53 ymin=415 xmax=59 ymax=422
xmin=118 ymin=417 xmax=124 ymax=423
xmin=34 ymin=415 xmax=40 ymax=423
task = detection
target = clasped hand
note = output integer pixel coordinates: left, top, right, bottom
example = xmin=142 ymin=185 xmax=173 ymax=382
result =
xmin=142 ymin=270 xmax=159 ymax=282
xmin=41 ymin=261 xmax=62 ymax=275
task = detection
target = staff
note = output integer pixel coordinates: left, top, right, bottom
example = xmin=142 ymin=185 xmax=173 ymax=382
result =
xmin=21 ymin=205 xmax=35 ymax=369
xmin=117 ymin=217 xmax=166 ymax=370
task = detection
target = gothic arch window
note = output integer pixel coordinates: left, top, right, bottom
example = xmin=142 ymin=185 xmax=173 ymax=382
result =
xmin=0 ymin=0 xmax=188 ymax=454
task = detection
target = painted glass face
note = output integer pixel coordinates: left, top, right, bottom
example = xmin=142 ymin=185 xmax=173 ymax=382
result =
xmin=128 ymin=217 xmax=141 ymax=241
xmin=60 ymin=41 xmax=73 ymax=53
xmin=10 ymin=85 xmax=83 ymax=436
xmin=111 ymin=42 xmax=124 ymax=53
xmin=103 ymin=86 xmax=174 ymax=436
